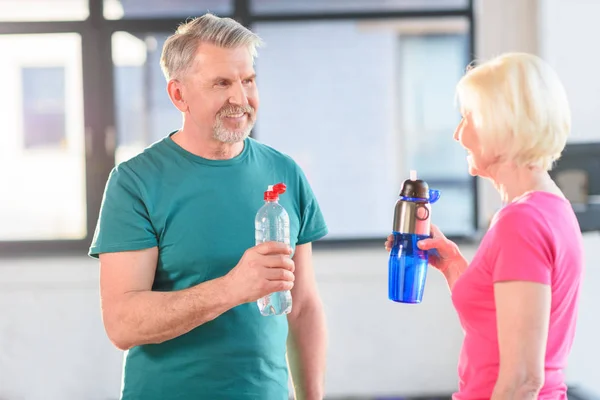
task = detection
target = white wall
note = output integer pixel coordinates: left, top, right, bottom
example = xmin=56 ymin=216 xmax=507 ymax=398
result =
xmin=539 ymin=0 xmax=600 ymax=144
xmin=0 ymin=258 xmax=122 ymax=400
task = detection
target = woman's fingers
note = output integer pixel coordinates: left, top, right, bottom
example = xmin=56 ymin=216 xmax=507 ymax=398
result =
xmin=417 ymin=238 xmax=437 ymax=250
xmin=430 ymin=224 xmax=445 ymax=239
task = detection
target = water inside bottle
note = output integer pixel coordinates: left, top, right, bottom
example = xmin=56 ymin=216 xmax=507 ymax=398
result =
xmin=257 ymin=290 xmax=292 ymax=316
xmin=255 ymin=200 xmax=292 ymax=316
xmin=388 ymin=232 xmax=429 ymax=303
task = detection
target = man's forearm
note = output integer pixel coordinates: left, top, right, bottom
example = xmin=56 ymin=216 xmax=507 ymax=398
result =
xmin=287 ymin=300 xmax=327 ymax=400
xmin=104 ymin=276 xmax=238 ymax=350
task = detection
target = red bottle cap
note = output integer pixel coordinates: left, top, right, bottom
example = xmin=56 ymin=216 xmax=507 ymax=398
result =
xmin=264 ymin=182 xmax=286 ymax=201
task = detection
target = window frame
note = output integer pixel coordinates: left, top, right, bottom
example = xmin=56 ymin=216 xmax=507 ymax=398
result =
xmin=0 ymin=0 xmax=477 ymax=256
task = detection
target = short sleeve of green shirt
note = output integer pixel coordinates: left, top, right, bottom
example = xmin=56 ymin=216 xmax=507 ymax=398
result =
xmin=89 ymin=164 xmax=158 ymax=258
xmin=296 ymin=166 xmax=328 ymax=245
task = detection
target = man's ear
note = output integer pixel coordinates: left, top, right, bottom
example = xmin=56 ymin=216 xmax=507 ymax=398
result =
xmin=167 ymin=79 xmax=188 ymax=112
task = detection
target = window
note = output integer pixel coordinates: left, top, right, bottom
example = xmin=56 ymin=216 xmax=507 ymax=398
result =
xmin=253 ymin=18 xmax=474 ymax=239
xmin=22 ymin=67 xmax=67 ymax=149
xmin=250 ymin=0 xmax=468 ymax=14
xmin=0 ymin=33 xmax=86 ymax=241
xmin=397 ymin=31 xmax=474 ymax=236
xmin=111 ymin=32 xmax=182 ymax=164
xmin=0 ymin=0 xmax=477 ymax=252
xmin=0 ymin=0 xmax=89 ymax=21
xmin=104 ymin=0 xmax=232 ymax=20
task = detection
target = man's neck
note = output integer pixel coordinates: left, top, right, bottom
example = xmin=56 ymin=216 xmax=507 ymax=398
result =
xmin=172 ymin=129 xmax=244 ymax=160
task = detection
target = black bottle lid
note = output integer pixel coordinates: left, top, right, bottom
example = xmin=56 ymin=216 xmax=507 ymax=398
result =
xmin=400 ymin=179 xmax=429 ymax=200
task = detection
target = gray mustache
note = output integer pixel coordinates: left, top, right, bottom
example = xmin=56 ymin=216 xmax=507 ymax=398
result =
xmin=218 ymin=105 xmax=255 ymax=117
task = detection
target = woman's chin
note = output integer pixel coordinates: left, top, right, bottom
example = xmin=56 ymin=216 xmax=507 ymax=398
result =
xmin=467 ymin=160 xmax=484 ymax=177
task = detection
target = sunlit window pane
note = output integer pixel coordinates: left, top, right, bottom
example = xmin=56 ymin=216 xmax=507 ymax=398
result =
xmin=104 ymin=0 xmax=232 ymax=20
xmin=0 ymin=0 xmax=88 ymax=21
xmin=111 ymin=32 xmax=181 ymax=164
xmin=0 ymin=33 xmax=87 ymax=240
xmin=251 ymin=0 xmax=468 ymax=14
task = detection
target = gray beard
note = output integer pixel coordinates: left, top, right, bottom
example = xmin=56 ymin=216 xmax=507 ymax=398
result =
xmin=212 ymin=117 xmax=255 ymax=144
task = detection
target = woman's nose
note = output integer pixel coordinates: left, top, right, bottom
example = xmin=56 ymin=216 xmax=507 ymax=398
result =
xmin=453 ymin=127 xmax=460 ymax=142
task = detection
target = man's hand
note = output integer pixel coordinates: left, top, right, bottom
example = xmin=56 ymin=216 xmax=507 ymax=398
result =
xmin=225 ymin=241 xmax=296 ymax=304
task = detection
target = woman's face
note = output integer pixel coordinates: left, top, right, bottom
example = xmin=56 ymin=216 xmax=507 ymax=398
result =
xmin=453 ymin=112 xmax=494 ymax=177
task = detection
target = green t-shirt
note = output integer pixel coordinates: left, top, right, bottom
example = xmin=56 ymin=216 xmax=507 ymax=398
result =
xmin=89 ymin=133 xmax=328 ymax=400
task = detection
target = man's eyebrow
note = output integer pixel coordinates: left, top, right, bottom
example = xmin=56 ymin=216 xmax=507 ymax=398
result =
xmin=212 ymin=76 xmax=231 ymax=83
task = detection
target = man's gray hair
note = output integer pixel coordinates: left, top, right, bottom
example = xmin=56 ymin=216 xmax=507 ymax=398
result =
xmin=160 ymin=13 xmax=263 ymax=81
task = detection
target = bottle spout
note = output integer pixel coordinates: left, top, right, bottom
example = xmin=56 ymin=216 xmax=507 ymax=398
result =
xmin=429 ymin=189 xmax=441 ymax=204
xmin=264 ymin=182 xmax=287 ymax=201
xmin=409 ymin=169 xmax=417 ymax=181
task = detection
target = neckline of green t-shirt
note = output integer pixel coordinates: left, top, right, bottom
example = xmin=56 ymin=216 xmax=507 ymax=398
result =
xmin=164 ymin=130 xmax=252 ymax=166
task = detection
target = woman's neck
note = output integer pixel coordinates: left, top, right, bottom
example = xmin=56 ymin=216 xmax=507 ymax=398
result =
xmin=486 ymin=163 xmax=563 ymax=205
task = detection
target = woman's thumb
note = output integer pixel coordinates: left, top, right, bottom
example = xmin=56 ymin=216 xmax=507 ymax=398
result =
xmin=417 ymin=238 xmax=437 ymax=250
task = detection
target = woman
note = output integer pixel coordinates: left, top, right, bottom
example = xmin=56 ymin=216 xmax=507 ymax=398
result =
xmin=386 ymin=52 xmax=584 ymax=399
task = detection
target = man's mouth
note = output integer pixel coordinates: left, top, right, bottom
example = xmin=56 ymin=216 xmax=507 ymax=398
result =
xmin=226 ymin=113 xmax=245 ymax=118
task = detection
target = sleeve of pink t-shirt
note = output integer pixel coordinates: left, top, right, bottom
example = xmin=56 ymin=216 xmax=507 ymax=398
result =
xmin=486 ymin=203 xmax=554 ymax=285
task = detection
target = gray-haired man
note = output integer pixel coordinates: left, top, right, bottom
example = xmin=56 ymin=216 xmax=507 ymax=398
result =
xmin=90 ymin=13 xmax=328 ymax=400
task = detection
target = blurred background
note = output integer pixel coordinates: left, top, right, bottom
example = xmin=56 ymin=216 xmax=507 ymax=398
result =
xmin=0 ymin=0 xmax=599 ymax=399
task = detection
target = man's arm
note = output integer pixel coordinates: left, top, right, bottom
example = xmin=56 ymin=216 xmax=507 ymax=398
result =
xmin=286 ymin=243 xmax=327 ymax=400
xmin=491 ymin=281 xmax=550 ymax=400
xmin=100 ymin=247 xmax=236 ymax=350
xmin=99 ymin=242 xmax=295 ymax=350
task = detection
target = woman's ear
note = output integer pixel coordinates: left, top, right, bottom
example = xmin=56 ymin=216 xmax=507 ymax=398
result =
xmin=167 ymin=79 xmax=188 ymax=112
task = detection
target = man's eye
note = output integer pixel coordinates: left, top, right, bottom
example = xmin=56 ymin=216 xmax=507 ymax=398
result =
xmin=243 ymin=79 xmax=254 ymax=85
xmin=216 ymin=81 xmax=228 ymax=87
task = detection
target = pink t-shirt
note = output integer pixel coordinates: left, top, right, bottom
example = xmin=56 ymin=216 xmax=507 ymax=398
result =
xmin=451 ymin=191 xmax=584 ymax=400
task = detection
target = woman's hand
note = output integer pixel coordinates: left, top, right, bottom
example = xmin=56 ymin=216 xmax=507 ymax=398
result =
xmin=384 ymin=224 xmax=468 ymax=289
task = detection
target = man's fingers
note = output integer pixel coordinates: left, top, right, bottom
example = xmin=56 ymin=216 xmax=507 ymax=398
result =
xmin=264 ymin=254 xmax=295 ymax=272
xmin=267 ymin=280 xmax=294 ymax=292
xmin=266 ymin=268 xmax=295 ymax=282
xmin=255 ymin=241 xmax=292 ymax=256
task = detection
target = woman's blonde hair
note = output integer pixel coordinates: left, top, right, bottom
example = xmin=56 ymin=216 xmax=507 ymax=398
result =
xmin=456 ymin=52 xmax=571 ymax=171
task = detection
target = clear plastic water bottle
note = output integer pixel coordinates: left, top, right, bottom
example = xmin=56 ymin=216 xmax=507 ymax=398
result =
xmin=388 ymin=170 xmax=441 ymax=304
xmin=255 ymin=182 xmax=293 ymax=316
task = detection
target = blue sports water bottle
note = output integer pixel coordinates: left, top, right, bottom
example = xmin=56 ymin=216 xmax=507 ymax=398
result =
xmin=388 ymin=170 xmax=441 ymax=304
xmin=255 ymin=183 xmax=293 ymax=316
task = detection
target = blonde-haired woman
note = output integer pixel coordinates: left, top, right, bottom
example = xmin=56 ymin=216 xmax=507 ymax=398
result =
xmin=386 ymin=52 xmax=584 ymax=400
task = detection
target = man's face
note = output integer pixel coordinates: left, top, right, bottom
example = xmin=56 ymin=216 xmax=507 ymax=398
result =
xmin=180 ymin=42 xmax=259 ymax=143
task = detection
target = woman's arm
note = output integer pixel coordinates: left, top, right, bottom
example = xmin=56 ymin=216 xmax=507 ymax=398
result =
xmin=491 ymin=281 xmax=551 ymax=399
xmin=439 ymin=256 xmax=469 ymax=291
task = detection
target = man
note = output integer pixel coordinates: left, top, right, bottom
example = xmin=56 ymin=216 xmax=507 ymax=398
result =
xmin=89 ymin=13 xmax=328 ymax=400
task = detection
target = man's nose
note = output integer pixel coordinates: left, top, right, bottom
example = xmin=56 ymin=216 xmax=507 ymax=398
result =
xmin=228 ymin=81 xmax=248 ymax=106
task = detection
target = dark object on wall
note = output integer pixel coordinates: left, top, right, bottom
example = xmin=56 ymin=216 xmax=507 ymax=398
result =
xmin=567 ymin=386 xmax=600 ymax=400
xmin=550 ymin=142 xmax=600 ymax=232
